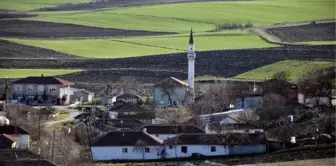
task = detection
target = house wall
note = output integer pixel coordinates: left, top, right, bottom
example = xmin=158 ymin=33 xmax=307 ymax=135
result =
xmin=234 ymin=96 xmax=262 ymax=109
xmin=91 ymin=146 xmax=162 ymax=161
xmin=154 ymin=87 xmax=187 ymax=107
xmin=221 ymin=129 xmax=264 ymax=134
xmin=165 ymin=145 xmax=229 ymax=158
xmin=298 ymin=94 xmax=332 ymax=106
xmin=228 ymin=144 xmax=266 ymax=155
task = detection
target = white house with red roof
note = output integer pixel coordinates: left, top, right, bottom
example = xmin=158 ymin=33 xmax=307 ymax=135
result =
xmin=11 ymin=76 xmax=74 ymax=105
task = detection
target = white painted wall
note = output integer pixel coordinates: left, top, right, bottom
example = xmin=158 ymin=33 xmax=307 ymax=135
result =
xmin=91 ymin=146 xmax=162 ymax=161
xmin=149 ymin=134 xmax=177 ymax=140
xmin=165 ymin=145 xmax=228 ymax=158
xmin=18 ymin=134 xmax=29 ymax=149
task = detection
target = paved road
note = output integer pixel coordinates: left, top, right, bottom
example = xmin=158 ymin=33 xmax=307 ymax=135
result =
xmin=42 ymin=107 xmax=80 ymax=128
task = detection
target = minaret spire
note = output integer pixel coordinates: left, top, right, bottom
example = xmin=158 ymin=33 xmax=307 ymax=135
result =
xmin=189 ymin=28 xmax=194 ymax=44
xmin=187 ymin=28 xmax=196 ymax=103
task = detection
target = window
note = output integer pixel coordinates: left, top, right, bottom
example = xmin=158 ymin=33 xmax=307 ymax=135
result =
xmin=122 ymin=148 xmax=128 ymax=153
xmin=245 ymin=129 xmax=249 ymax=133
xmin=49 ymin=88 xmax=56 ymax=92
xmin=169 ymin=145 xmax=173 ymax=149
xmin=145 ymin=148 xmax=150 ymax=153
xmin=181 ymin=146 xmax=187 ymax=153
xmin=37 ymin=85 xmax=44 ymax=92
xmin=211 ymin=146 xmax=216 ymax=152
xmin=26 ymin=85 xmax=33 ymax=92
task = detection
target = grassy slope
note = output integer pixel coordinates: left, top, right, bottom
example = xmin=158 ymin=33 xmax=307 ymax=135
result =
xmin=235 ymin=60 xmax=335 ymax=81
xmin=28 ymin=11 xmax=214 ymax=33
xmin=0 ymin=0 xmax=90 ymax=11
xmin=118 ymin=31 xmax=278 ymax=51
xmin=27 ymin=0 xmax=335 ymax=32
xmin=2 ymin=31 xmax=277 ymax=58
xmin=0 ymin=69 xmax=82 ymax=78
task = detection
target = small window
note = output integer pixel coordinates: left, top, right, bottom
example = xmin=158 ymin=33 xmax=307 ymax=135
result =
xmin=122 ymin=148 xmax=128 ymax=153
xmin=169 ymin=145 xmax=173 ymax=149
xmin=181 ymin=146 xmax=187 ymax=153
xmin=211 ymin=146 xmax=216 ymax=152
xmin=145 ymin=148 xmax=150 ymax=153
xmin=245 ymin=129 xmax=249 ymax=133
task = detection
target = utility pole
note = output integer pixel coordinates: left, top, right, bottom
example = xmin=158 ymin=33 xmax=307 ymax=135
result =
xmin=38 ymin=109 xmax=41 ymax=160
xmin=4 ymin=77 xmax=9 ymax=117
xmin=51 ymin=129 xmax=55 ymax=162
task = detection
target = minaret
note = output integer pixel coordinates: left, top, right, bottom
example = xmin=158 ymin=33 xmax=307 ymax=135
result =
xmin=187 ymin=28 xmax=196 ymax=99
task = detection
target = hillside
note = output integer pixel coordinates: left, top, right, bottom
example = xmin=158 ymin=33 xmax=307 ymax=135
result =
xmin=0 ymin=0 xmax=335 ymax=83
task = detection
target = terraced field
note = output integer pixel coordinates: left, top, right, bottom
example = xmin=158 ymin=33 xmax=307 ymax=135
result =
xmin=2 ymin=31 xmax=277 ymax=58
xmin=28 ymin=0 xmax=335 ymax=33
xmin=0 ymin=0 xmax=335 ymax=84
xmin=235 ymin=60 xmax=336 ymax=81
xmin=0 ymin=20 xmax=173 ymax=38
xmin=268 ymin=22 xmax=336 ymax=43
xmin=0 ymin=69 xmax=82 ymax=78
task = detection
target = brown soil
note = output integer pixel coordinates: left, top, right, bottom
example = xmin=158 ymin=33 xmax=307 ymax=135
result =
xmin=0 ymin=20 xmax=173 ymax=38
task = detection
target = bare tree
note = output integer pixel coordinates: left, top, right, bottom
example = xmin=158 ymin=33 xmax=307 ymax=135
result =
xmin=255 ymin=93 xmax=287 ymax=122
xmin=117 ymin=76 xmax=138 ymax=94
xmin=191 ymin=83 xmax=245 ymax=115
xmin=157 ymin=108 xmax=192 ymax=124
xmin=133 ymin=140 xmax=148 ymax=160
xmin=298 ymin=66 xmax=335 ymax=108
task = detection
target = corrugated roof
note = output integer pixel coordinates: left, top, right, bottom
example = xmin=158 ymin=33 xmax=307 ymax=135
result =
xmin=139 ymin=124 xmax=204 ymax=134
xmin=91 ymin=131 xmax=163 ymax=147
xmin=165 ymin=133 xmax=266 ymax=145
xmin=0 ymin=125 xmax=29 ymax=135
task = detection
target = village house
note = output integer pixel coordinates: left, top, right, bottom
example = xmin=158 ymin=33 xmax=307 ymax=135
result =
xmin=108 ymin=101 xmax=155 ymax=124
xmin=164 ymin=133 xmax=266 ymax=158
xmin=95 ymin=84 xmax=138 ymax=105
xmin=90 ymin=131 xmax=164 ymax=161
xmin=11 ymin=76 xmax=73 ymax=105
xmin=70 ymin=88 xmax=94 ymax=103
xmin=138 ymin=124 xmax=205 ymax=140
xmin=154 ymin=77 xmax=191 ymax=108
xmin=205 ymin=121 xmax=264 ymax=134
xmin=115 ymin=93 xmax=142 ymax=104
xmin=0 ymin=125 xmax=30 ymax=149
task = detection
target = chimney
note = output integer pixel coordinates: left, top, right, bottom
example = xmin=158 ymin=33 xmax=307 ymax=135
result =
xmin=143 ymin=127 xmax=147 ymax=133
xmin=41 ymin=74 xmax=44 ymax=77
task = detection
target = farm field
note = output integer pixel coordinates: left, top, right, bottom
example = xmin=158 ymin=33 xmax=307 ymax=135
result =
xmin=2 ymin=32 xmax=277 ymax=58
xmin=0 ymin=69 xmax=82 ymax=78
xmin=28 ymin=0 xmax=336 ymax=32
xmin=268 ymin=22 xmax=336 ymax=42
xmin=0 ymin=0 xmax=90 ymax=11
xmin=234 ymin=60 xmax=335 ymax=81
xmin=1 ymin=46 xmax=334 ymax=84
xmin=0 ymin=20 xmax=172 ymax=38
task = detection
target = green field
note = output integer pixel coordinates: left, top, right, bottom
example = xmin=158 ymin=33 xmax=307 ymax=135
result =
xmin=3 ymin=32 xmax=277 ymax=58
xmin=28 ymin=0 xmax=335 ymax=32
xmin=235 ymin=60 xmax=335 ymax=81
xmin=0 ymin=69 xmax=82 ymax=78
xmin=0 ymin=0 xmax=89 ymax=11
